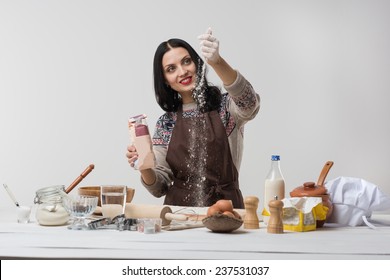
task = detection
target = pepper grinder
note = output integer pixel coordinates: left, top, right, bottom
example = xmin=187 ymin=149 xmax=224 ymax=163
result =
xmin=244 ymin=196 xmax=260 ymax=229
xmin=267 ymin=196 xmax=284 ymax=234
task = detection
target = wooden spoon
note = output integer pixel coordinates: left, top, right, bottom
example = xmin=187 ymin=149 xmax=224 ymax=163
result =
xmin=317 ymin=161 xmax=334 ymax=186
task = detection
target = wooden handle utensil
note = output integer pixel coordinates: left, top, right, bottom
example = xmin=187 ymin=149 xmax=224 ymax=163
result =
xmin=65 ymin=164 xmax=95 ymax=193
xmin=317 ymin=161 xmax=334 ymax=186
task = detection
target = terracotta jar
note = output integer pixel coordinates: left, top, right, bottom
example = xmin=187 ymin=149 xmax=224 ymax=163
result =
xmin=290 ymin=182 xmax=333 ymax=227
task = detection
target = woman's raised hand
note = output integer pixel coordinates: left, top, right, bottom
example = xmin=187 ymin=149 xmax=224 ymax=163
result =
xmin=198 ymin=27 xmax=220 ymax=65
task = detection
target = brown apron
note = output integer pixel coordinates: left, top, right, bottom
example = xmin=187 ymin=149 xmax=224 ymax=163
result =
xmin=164 ymin=106 xmax=244 ymax=208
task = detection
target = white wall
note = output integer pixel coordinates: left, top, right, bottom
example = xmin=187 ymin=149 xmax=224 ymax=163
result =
xmin=1 ymin=0 xmax=389 ymax=212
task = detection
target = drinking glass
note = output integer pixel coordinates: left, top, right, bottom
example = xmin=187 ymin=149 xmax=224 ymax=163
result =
xmin=100 ymin=185 xmax=127 ymax=219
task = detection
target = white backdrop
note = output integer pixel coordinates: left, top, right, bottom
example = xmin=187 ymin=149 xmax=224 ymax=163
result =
xmin=1 ymin=0 xmax=389 ymax=213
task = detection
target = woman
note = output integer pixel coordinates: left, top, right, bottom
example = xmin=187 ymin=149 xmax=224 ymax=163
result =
xmin=126 ymin=28 xmax=260 ymax=208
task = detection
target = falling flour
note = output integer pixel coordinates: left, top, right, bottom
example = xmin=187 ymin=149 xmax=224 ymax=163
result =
xmin=183 ymin=117 xmax=207 ymax=206
xmin=192 ymin=58 xmax=207 ymax=112
xmin=183 ymin=59 xmax=209 ymax=206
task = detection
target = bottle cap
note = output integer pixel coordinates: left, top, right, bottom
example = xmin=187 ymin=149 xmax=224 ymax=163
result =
xmin=271 ymin=155 xmax=280 ymax=161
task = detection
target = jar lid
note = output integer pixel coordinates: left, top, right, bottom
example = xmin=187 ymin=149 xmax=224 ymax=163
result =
xmin=290 ymin=182 xmax=328 ymax=197
xmin=35 ymin=185 xmax=66 ymax=194
xmin=34 ymin=185 xmax=66 ymax=204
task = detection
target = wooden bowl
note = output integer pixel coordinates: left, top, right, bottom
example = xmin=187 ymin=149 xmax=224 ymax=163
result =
xmin=202 ymin=213 xmax=243 ymax=233
xmin=78 ymin=186 xmax=135 ymax=206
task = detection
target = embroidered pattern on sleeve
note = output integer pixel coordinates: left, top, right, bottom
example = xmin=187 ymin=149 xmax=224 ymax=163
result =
xmin=230 ymin=83 xmax=257 ymax=111
xmin=219 ymin=93 xmax=236 ymax=137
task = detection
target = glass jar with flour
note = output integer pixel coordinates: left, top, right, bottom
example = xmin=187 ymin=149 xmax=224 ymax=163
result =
xmin=34 ymin=185 xmax=70 ymax=226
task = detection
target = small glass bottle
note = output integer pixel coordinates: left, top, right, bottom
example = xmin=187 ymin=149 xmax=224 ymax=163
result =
xmin=34 ymin=185 xmax=70 ymax=226
xmin=262 ymin=155 xmax=285 ymax=224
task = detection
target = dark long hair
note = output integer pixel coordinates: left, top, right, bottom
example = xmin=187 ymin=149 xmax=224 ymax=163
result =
xmin=153 ymin=38 xmax=222 ymax=112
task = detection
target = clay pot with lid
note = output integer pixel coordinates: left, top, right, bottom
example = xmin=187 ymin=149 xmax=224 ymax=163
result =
xmin=290 ymin=161 xmax=334 ymax=227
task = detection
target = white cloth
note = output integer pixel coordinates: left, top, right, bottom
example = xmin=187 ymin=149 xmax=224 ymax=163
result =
xmin=282 ymin=197 xmax=323 ymax=214
xmin=325 ymin=176 xmax=390 ymax=226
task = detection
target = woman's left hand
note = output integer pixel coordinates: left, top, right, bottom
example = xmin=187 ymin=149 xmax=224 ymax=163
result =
xmin=198 ymin=27 xmax=220 ymax=65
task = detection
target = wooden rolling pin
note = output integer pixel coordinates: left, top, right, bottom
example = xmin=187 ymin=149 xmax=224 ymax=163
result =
xmin=125 ymin=204 xmax=191 ymax=226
